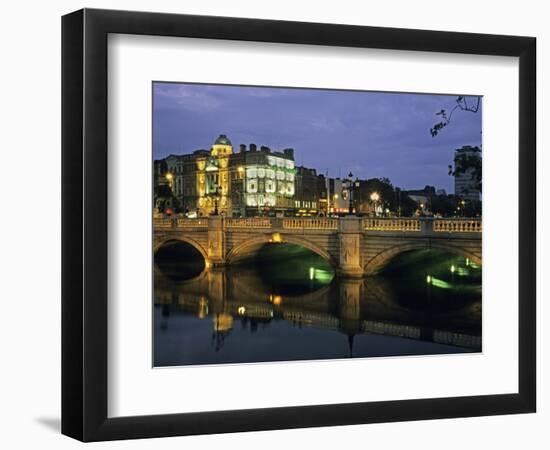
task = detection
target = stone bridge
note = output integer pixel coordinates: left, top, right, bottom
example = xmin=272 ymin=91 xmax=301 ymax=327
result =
xmin=153 ymin=216 xmax=482 ymax=277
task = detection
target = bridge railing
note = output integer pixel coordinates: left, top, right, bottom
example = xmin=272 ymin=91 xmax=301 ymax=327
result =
xmin=176 ymin=218 xmax=209 ymax=228
xmin=433 ymin=219 xmax=482 ymax=233
xmin=282 ymin=218 xmax=338 ymax=230
xmin=363 ymin=218 xmax=421 ymax=232
xmin=153 ymin=218 xmax=174 ymax=229
xmin=363 ymin=217 xmax=482 ymax=233
xmin=154 ymin=217 xmax=209 ymax=229
xmin=224 ymin=217 xmax=272 ymax=229
xmin=154 ymin=216 xmax=482 ymax=234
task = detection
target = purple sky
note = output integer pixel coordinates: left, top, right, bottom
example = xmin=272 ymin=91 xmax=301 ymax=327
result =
xmin=153 ymin=82 xmax=482 ymax=193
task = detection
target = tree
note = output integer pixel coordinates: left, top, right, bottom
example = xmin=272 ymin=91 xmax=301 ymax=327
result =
xmin=448 ymin=146 xmax=482 ymax=192
xmin=430 ymin=96 xmax=481 ymax=137
xmin=358 ymin=178 xmax=397 ymax=213
xmin=430 ymin=96 xmax=482 ymax=193
xmin=399 ymin=194 xmax=418 ymax=217
xmin=154 ymin=183 xmax=180 ymax=214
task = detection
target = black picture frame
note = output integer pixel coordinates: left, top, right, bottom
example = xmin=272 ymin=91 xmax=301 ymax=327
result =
xmin=62 ymin=8 xmax=536 ymax=442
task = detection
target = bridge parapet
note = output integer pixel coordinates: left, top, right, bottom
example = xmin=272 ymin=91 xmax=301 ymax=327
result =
xmin=155 ymin=216 xmax=482 ymax=234
xmin=433 ymin=219 xmax=482 ymax=233
xmin=176 ymin=218 xmax=208 ymax=228
xmin=224 ymin=217 xmax=272 ymax=229
xmin=363 ymin=218 xmax=420 ymax=232
xmin=282 ymin=218 xmax=338 ymax=230
xmin=362 ymin=217 xmax=482 ymax=236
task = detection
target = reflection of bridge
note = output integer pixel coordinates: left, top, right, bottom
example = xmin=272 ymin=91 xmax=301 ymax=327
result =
xmin=154 ymin=216 xmax=482 ymax=277
xmin=154 ymin=269 xmax=481 ymax=351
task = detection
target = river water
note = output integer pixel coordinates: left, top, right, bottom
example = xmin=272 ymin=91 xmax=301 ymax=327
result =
xmin=153 ymin=244 xmax=481 ymax=366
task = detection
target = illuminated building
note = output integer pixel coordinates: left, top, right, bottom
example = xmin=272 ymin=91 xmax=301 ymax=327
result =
xmin=241 ymin=144 xmax=296 ymax=216
xmin=154 ymin=135 xmax=296 ymax=217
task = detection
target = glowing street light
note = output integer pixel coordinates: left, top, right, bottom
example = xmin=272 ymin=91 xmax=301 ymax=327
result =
xmin=343 ymin=171 xmax=357 ymax=215
xmin=370 ymin=192 xmax=380 ymax=217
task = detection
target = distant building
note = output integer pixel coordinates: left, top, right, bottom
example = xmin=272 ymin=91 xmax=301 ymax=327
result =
xmin=317 ymin=174 xmax=329 ymax=216
xmin=294 ymin=166 xmax=321 ymax=216
xmin=404 ymin=186 xmax=436 ymax=214
xmin=454 ymin=145 xmax=481 ymax=202
xmin=328 ymin=178 xmax=350 ymax=214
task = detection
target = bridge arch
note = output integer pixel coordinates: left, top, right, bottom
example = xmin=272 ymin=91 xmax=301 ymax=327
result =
xmin=226 ymin=233 xmax=338 ymax=268
xmin=153 ymin=235 xmax=209 ymax=263
xmin=364 ymin=241 xmax=481 ymax=275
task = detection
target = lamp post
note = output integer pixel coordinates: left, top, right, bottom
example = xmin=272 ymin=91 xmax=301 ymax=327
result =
xmin=343 ymin=172 xmax=353 ymax=215
xmin=165 ymin=172 xmax=173 ymax=190
xmin=370 ymin=191 xmax=380 ymax=217
xmin=211 ymin=184 xmax=222 ymax=215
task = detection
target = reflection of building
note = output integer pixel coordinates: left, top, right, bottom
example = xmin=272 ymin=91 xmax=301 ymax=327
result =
xmin=454 ymin=145 xmax=481 ymax=202
xmin=154 ymin=135 xmax=296 ymax=217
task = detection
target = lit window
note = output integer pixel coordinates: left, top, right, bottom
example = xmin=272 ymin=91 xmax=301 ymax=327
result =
xmin=247 ymin=179 xmax=257 ymax=193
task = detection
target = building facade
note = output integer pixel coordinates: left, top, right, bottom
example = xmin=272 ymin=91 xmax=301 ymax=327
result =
xmin=454 ymin=145 xmax=481 ymax=202
xmin=154 ymin=135 xmax=296 ymax=217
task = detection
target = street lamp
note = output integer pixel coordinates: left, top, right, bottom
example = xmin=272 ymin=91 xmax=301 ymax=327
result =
xmin=370 ymin=191 xmax=380 ymax=217
xmin=343 ymin=171 xmax=356 ymax=215
xmin=210 ymin=184 xmax=222 ymax=215
xmin=165 ymin=172 xmax=173 ymax=190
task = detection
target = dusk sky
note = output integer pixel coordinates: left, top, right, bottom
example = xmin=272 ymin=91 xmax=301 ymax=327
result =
xmin=153 ymin=82 xmax=482 ymax=193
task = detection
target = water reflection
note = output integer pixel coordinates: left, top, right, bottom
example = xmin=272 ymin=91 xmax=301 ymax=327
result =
xmin=154 ymin=246 xmax=481 ymax=366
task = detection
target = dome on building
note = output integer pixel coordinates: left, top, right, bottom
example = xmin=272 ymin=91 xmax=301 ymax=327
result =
xmin=214 ymin=134 xmax=232 ymax=146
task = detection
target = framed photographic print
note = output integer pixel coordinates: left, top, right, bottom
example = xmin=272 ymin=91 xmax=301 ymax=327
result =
xmin=62 ymin=8 xmax=536 ymax=441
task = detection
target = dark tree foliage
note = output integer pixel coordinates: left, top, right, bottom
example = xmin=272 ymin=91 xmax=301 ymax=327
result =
xmin=448 ymin=146 xmax=482 ymax=192
xmin=357 ymin=178 xmax=397 ymax=211
xmin=462 ymin=199 xmax=482 ymax=217
xmin=429 ymin=194 xmax=481 ymax=217
xmin=430 ymin=96 xmax=481 ymax=137
xmin=154 ymin=184 xmax=180 ymax=213
xmin=398 ymin=194 xmax=419 ymax=217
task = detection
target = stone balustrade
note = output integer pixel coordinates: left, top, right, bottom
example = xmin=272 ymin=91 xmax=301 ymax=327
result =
xmin=282 ymin=218 xmax=338 ymax=230
xmin=153 ymin=218 xmax=173 ymax=229
xmin=433 ymin=219 xmax=482 ymax=233
xmin=176 ymin=218 xmax=208 ymax=228
xmin=155 ymin=216 xmax=482 ymax=234
xmin=363 ymin=218 xmax=421 ymax=232
xmin=224 ymin=217 xmax=272 ymax=229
